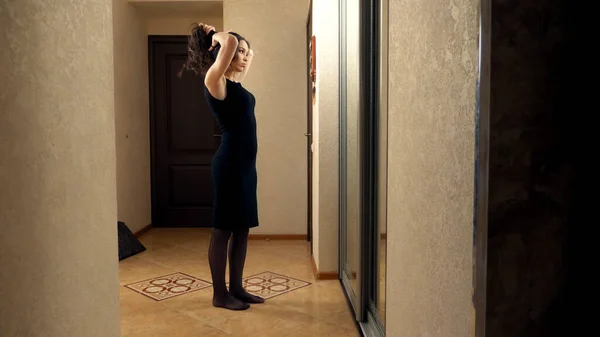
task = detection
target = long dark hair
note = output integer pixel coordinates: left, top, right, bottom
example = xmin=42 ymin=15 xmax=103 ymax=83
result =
xmin=179 ymin=23 xmax=250 ymax=77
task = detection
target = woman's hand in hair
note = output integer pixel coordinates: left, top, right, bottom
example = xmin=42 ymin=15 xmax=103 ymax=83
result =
xmin=209 ymin=28 xmax=234 ymax=50
xmin=209 ymin=32 xmax=234 ymax=52
xmin=200 ymin=23 xmax=216 ymax=35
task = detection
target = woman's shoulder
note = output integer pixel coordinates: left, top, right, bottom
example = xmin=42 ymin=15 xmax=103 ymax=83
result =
xmin=204 ymin=77 xmax=232 ymax=102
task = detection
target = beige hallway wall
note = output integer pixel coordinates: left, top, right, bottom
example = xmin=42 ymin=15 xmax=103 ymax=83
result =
xmin=386 ymin=0 xmax=479 ymax=336
xmin=224 ymin=0 xmax=309 ymax=235
xmin=0 ymin=0 xmax=120 ymax=336
xmin=147 ymin=16 xmax=223 ymax=35
xmin=113 ymin=0 xmax=151 ymax=233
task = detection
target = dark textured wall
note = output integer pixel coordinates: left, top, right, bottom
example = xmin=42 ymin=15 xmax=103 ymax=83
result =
xmin=486 ymin=0 xmax=572 ymax=336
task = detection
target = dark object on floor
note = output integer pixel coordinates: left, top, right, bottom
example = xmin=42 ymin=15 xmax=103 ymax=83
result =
xmin=117 ymin=221 xmax=146 ymax=261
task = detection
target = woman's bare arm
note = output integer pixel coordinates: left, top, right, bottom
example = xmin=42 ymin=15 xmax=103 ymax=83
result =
xmin=205 ymin=32 xmax=239 ymax=100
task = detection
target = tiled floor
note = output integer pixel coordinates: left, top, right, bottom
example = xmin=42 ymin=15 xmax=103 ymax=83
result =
xmin=120 ymin=228 xmax=360 ymax=337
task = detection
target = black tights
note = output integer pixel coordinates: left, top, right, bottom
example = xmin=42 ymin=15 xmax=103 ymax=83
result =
xmin=208 ymin=228 xmax=264 ymax=310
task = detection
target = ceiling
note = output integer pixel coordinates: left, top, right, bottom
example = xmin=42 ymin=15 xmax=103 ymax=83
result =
xmin=129 ymin=0 xmax=223 ymax=17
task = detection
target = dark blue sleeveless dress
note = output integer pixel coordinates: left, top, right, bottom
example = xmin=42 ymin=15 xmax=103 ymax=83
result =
xmin=204 ymin=79 xmax=259 ymax=231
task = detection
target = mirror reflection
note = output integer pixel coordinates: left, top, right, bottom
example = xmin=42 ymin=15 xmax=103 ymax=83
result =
xmin=344 ymin=0 xmax=362 ymax=300
xmin=376 ymin=71 xmax=387 ymax=328
xmin=376 ymin=0 xmax=388 ymax=327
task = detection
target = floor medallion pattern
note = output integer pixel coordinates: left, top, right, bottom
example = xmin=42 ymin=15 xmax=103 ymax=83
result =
xmin=125 ymin=272 xmax=212 ymax=301
xmin=236 ymin=271 xmax=311 ymax=299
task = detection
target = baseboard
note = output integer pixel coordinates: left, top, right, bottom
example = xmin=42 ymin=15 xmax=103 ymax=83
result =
xmin=132 ymin=227 xmax=305 ymax=240
xmin=248 ymin=234 xmax=307 ymax=240
xmin=310 ymin=254 xmax=338 ymax=280
xmin=134 ymin=224 xmax=153 ymax=238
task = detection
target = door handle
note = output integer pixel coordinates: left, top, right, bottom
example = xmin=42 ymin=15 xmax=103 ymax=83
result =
xmin=213 ymin=134 xmax=222 ymax=138
xmin=304 ymin=133 xmax=311 ymax=137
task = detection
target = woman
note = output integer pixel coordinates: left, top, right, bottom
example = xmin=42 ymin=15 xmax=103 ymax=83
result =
xmin=180 ymin=23 xmax=263 ymax=311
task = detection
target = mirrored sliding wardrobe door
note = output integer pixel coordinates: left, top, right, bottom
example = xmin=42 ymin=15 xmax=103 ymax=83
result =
xmin=372 ymin=0 xmax=388 ymax=330
xmin=339 ymin=0 xmax=363 ymax=319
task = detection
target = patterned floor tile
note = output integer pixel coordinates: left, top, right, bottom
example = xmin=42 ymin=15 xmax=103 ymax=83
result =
xmin=125 ymin=272 xmax=211 ymax=301
xmin=235 ymin=271 xmax=311 ymax=299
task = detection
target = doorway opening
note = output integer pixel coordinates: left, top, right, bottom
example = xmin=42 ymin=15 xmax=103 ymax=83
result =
xmin=117 ymin=1 xmax=357 ymax=336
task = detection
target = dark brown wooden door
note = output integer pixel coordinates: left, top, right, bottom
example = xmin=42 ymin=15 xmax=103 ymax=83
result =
xmin=149 ymin=36 xmax=219 ymax=227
